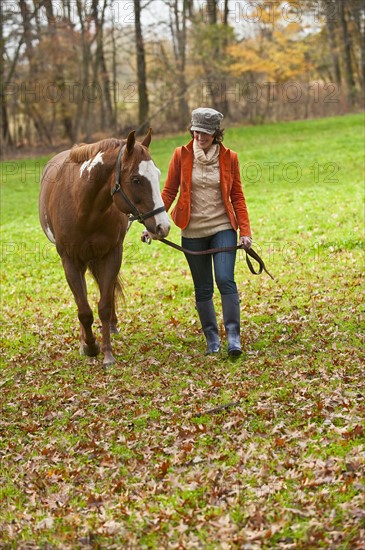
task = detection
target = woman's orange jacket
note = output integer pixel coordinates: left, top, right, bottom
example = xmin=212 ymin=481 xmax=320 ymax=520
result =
xmin=161 ymin=139 xmax=252 ymax=237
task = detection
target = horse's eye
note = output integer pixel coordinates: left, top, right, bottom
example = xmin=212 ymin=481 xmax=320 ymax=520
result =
xmin=132 ymin=177 xmax=140 ymax=185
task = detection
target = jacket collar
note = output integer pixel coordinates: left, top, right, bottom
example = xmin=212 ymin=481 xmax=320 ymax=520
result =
xmin=181 ymin=139 xmax=230 ymax=189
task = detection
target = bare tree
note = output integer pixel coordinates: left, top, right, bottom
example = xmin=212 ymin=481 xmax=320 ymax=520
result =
xmin=74 ymin=0 xmax=94 ymax=140
xmin=338 ymin=0 xmax=356 ymax=105
xmin=323 ymin=0 xmax=342 ymax=86
xmin=110 ymin=19 xmax=119 ymax=131
xmin=1 ymin=1 xmax=14 ymax=151
xmin=347 ymin=0 xmax=365 ymax=94
xmin=134 ymin=0 xmax=149 ymax=133
xmin=91 ymin=0 xmax=115 ymax=132
xmin=18 ymin=0 xmax=54 ymax=144
xmin=223 ymin=0 xmax=229 ymax=26
xmin=206 ymin=0 xmax=217 ymax=24
xmin=42 ymin=0 xmax=75 ymax=142
xmin=169 ymin=0 xmax=190 ymax=128
xmin=191 ymin=0 xmax=232 ymax=114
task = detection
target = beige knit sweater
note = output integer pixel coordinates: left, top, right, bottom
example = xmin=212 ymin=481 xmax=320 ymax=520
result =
xmin=182 ymin=141 xmax=233 ymax=238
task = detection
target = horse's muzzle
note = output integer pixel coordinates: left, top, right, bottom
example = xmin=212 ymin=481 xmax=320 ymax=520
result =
xmin=146 ymin=219 xmax=171 ymax=240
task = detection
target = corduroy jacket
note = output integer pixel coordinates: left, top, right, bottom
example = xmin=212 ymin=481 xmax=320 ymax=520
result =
xmin=161 ymin=140 xmax=252 ymax=237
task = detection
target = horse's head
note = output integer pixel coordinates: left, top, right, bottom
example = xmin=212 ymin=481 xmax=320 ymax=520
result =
xmin=112 ymin=129 xmax=170 ymax=239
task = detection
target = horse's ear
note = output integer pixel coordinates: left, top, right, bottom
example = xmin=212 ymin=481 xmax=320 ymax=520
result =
xmin=126 ymin=130 xmax=136 ymax=155
xmin=141 ymin=128 xmax=152 ymax=149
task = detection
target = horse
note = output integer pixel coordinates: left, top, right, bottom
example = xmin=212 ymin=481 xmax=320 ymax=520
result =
xmin=39 ymin=129 xmax=170 ymax=367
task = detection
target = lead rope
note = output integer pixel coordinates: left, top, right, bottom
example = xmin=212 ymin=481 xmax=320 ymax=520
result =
xmin=143 ymin=235 xmax=274 ymax=280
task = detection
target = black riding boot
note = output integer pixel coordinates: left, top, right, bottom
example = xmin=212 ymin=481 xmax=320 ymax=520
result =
xmin=221 ymin=293 xmax=242 ymax=356
xmin=196 ymin=300 xmax=220 ymax=354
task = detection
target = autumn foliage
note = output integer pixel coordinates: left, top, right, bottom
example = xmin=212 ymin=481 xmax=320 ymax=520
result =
xmin=1 ymin=0 xmax=364 ymax=153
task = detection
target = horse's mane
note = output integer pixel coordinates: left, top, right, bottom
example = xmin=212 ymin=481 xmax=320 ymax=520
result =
xmin=70 ymin=138 xmax=124 ymax=163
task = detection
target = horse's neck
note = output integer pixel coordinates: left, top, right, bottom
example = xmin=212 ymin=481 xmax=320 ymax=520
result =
xmin=77 ymin=159 xmax=116 ymax=214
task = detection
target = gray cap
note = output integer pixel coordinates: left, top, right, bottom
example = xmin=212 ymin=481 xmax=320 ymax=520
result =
xmin=190 ymin=107 xmax=224 ymax=135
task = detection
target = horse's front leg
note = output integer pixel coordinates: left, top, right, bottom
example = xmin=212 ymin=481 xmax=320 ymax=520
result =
xmin=96 ymin=247 xmax=123 ymax=367
xmin=99 ymin=292 xmax=116 ymax=367
xmin=61 ymin=256 xmax=100 ymax=357
xmin=110 ymin=287 xmax=119 ymax=334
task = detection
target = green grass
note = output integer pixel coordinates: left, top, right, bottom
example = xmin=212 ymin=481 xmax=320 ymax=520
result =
xmin=0 ymin=113 xmax=364 ymax=548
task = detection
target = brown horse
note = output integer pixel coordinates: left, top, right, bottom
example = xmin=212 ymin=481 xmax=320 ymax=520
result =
xmin=39 ymin=129 xmax=170 ymax=367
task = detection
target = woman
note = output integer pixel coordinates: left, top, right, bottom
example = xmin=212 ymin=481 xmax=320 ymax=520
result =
xmin=162 ymin=108 xmax=252 ymax=356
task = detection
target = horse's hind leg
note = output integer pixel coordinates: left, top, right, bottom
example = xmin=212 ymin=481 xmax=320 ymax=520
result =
xmin=61 ymin=256 xmax=100 ymax=357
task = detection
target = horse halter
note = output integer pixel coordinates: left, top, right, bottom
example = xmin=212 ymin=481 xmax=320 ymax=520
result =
xmin=111 ymin=145 xmax=166 ymax=224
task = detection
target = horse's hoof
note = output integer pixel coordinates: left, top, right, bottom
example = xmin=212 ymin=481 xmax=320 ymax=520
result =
xmin=80 ymin=341 xmax=100 ymax=357
xmin=110 ymin=324 xmax=119 ymax=334
xmin=103 ymin=354 xmax=116 ymax=368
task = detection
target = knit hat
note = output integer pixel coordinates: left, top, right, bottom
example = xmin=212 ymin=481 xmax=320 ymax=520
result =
xmin=190 ymin=108 xmax=224 ymax=135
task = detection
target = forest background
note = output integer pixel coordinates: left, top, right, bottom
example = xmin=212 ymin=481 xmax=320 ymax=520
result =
xmin=1 ymin=0 xmax=364 ymax=156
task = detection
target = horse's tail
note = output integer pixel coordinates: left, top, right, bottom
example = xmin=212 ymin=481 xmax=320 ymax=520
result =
xmin=114 ymin=275 xmax=125 ymax=303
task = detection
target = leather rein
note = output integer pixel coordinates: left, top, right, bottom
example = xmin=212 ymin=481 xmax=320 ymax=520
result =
xmin=111 ymin=145 xmax=166 ymax=223
xmin=157 ymin=237 xmax=275 ymax=280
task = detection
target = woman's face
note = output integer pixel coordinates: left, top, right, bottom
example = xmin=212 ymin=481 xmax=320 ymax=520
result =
xmin=194 ymin=131 xmax=215 ymax=152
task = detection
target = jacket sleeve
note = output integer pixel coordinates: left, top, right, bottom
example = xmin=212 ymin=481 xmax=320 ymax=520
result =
xmin=230 ymin=152 xmax=252 ymax=237
xmin=161 ymin=147 xmax=181 ymax=212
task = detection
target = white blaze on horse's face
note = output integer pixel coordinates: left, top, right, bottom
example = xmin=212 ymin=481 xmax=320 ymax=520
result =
xmin=138 ymin=160 xmax=170 ymax=237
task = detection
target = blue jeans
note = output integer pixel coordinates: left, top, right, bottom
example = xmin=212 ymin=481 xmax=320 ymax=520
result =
xmin=182 ymin=229 xmax=238 ymax=302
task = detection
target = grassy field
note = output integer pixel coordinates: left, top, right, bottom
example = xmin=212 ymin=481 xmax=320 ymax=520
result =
xmin=0 ymin=113 xmax=364 ymax=549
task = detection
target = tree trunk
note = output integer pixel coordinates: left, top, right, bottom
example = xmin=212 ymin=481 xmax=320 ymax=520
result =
xmin=1 ymin=27 xmax=23 ymax=151
xmin=223 ymin=0 xmax=229 ymax=26
xmin=99 ymin=52 xmax=114 ymax=131
xmin=0 ymin=1 xmax=11 ymax=152
xmin=201 ymin=0 xmax=229 ymax=115
xmin=323 ymin=0 xmax=341 ymax=86
xmin=91 ymin=0 xmax=114 ymax=132
xmin=172 ymin=0 xmax=190 ymax=129
xmin=134 ymin=0 xmax=149 ymax=133
xmin=348 ymin=0 xmax=365 ymax=94
xmin=43 ymin=0 xmax=75 ymax=142
xmin=111 ymin=20 xmax=118 ymax=132
xmin=338 ymin=0 xmax=356 ymax=105
xmin=75 ymin=0 xmax=92 ymax=140
xmin=18 ymin=0 xmax=34 ymax=64
xmin=19 ymin=0 xmax=53 ymax=144
xmin=206 ymin=0 xmax=217 ymax=24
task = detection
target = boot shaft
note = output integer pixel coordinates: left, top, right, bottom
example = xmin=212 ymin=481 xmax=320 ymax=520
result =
xmin=196 ymin=299 xmax=220 ymax=354
xmin=221 ymin=293 xmax=242 ymax=356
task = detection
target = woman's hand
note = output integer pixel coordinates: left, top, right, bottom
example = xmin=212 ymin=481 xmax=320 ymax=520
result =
xmin=239 ymin=235 xmax=252 ymax=249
